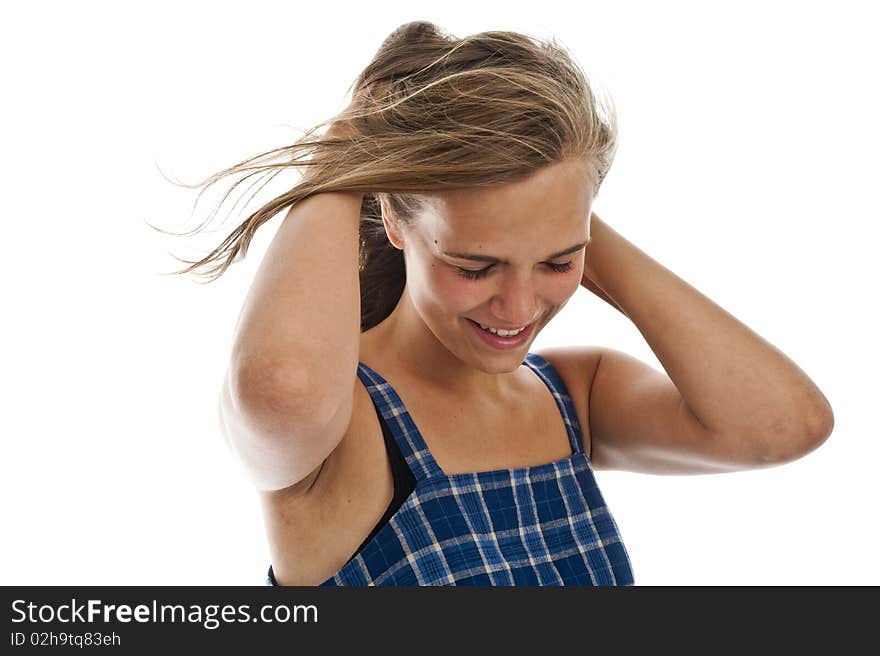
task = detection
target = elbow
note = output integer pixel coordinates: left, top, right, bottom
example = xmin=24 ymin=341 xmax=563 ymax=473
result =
xmin=761 ymin=399 xmax=835 ymax=465
xmin=800 ymin=392 xmax=835 ymax=451
xmin=231 ymin=359 xmax=338 ymax=438
xmin=807 ymin=395 xmax=835 ymax=442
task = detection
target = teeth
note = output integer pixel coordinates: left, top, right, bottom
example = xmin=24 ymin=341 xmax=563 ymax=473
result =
xmin=477 ymin=322 xmax=525 ymax=337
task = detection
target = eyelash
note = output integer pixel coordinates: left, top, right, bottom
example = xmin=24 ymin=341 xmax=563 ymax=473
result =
xmin=456 ymin=261 xmax=574 ymax=280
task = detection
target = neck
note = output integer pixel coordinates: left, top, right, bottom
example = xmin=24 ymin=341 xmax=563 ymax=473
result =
xmin=362 ymin=287 xmax=523 ymax=401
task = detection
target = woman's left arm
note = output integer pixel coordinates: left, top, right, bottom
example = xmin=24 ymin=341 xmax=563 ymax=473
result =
xmin=581 ymin=211 xmax=834 ymax=463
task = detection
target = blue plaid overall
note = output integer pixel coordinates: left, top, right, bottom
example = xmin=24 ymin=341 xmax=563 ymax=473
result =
xmin=266 ymin=352 xmax=634 ymax=586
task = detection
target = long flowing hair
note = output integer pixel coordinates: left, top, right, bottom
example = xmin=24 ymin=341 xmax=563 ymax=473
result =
xmin=151 ymin=21 xmax=618 ymax=332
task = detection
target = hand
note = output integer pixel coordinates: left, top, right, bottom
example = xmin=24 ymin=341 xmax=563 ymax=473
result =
xmin=298 ymin=117 xmax=359 ymax=189
xmin=322 ymin=118 xmax=358 ymax=142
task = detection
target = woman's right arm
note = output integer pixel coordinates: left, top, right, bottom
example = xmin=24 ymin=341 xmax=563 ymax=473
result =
xmin=219 ymin=188 xmax=365 ymax=493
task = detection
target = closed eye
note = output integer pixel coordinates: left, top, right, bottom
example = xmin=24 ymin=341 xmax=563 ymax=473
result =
xmin=456 ymin=261 xmax=574 ymax=281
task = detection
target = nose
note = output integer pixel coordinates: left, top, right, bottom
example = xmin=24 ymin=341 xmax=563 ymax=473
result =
xmin=489 ymin=271 xmax=540 ymax=326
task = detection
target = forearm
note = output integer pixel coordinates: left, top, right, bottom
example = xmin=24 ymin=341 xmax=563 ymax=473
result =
xmin=583 ymin=214 xmax=834 ymax=446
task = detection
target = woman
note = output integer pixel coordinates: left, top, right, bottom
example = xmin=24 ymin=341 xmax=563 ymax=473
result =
xmin=172 ymin=22 xmax=834 ymax=585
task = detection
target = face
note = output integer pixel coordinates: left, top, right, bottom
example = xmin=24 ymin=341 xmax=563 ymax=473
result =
xmin=385 ymin=158 xmax=594 ymax=373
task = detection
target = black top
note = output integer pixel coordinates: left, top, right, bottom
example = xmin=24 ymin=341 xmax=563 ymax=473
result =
xmin=345 ymin=397 xmax=417 ymax=565
xmin=268 ymin=396 xmax=416 ymax=585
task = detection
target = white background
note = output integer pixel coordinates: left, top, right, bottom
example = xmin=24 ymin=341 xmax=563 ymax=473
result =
xmin=2 ymin=0 xmax=876 ymax=585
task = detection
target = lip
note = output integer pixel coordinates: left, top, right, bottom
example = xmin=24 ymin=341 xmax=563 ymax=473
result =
xmin=466 ymin=318 xmax=536 ymax=350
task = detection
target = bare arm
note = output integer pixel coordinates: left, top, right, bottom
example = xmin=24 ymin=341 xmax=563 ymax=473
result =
xmin=221 ymin=187 xmax=365 ymax=491
xmin=582 ymin=212 xmax=834 ymax=468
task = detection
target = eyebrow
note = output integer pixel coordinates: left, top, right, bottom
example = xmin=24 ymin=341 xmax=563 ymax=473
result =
xmin=441 ymin=239 xmax=591 ymax=264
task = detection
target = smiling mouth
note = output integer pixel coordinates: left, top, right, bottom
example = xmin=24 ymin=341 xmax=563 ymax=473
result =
xmin=467 ymin=317 xmax=539 ymax=334
xmin=475 ymin=321 xmax=527 ymax=334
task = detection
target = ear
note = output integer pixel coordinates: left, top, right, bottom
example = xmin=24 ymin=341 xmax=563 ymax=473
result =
xmin=378 ymin=196 xmax=405 ymax=250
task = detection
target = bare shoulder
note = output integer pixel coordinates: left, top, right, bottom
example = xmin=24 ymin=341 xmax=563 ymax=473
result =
xmin=530 ymin=345 xmax=604 ymax=395
xmin=530 ymin=345 xmax=604 ymax=459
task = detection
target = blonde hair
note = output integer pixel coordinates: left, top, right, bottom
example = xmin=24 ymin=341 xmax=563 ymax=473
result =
xmin=153 ymin=21 xmax=618 ymax=331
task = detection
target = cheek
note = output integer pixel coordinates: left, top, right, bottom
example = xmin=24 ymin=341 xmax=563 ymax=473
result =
xmin=425 ymin=264 xmax=481 ymax=311
xmin=532 ymin=270 xmax=581 ymax=305
xmin=558 ymin=275 xmax=582 ymax=301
